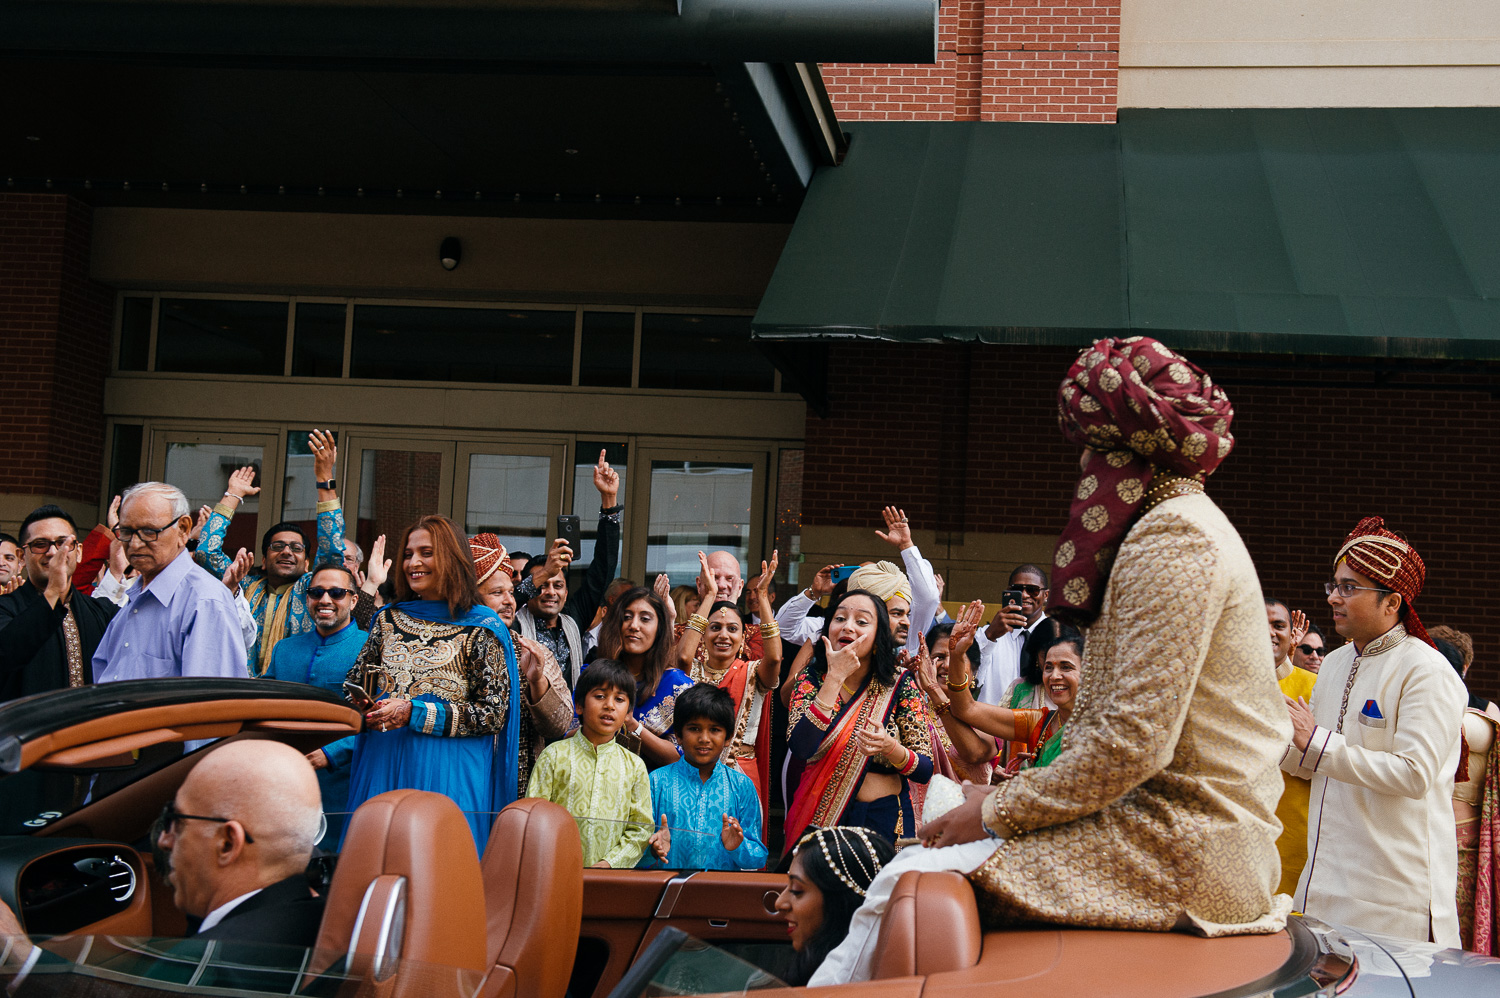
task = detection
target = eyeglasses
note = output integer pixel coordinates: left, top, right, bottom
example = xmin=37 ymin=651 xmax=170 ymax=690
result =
xmin=23 ymin=536 xmax=75 ymax=554
xmin=113 ymin=522 xmax=180 ymax=543
xmin=1010 ymin=584 xmax=1044 ymax=597
xmin=1297 ymin=644 xmax=1324 ymax=657
xmin=307 ymin=586 xmax=353 ymax=600
xmin=1324 ymin=581 xmax=1391 ymax=598
xmin=267 ymin=541 xmax=307 ymax=554
xmin=158 ymin=802 xmax=255 ymax=843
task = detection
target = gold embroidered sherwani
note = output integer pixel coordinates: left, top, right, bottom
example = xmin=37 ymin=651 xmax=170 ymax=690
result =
xmin=974 ymin=492 xmax=1292 ymax=934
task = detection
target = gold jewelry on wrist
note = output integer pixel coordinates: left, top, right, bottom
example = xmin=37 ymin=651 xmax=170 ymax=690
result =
xmin=759 ymin=622 xmax=780 ymax=638
xmin=931 ymin=699 xmax=951 ymax=717
xmin=686 ymin=614 xmax=708 ymax=635
xmin=945 ymin=674 xmax=972 ymax=692
xmin=813 ymin=697 xmax=837 ymax=713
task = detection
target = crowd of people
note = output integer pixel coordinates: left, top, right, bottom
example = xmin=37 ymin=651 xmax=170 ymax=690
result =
xmin=0 ymin=335 xmax=1496 ymax=980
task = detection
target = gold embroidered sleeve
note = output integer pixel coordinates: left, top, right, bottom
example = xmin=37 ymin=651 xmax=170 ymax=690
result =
xmin=987 ymin=508 xmax=1224 ymax=834
xmin=528 ymin=645 xmax=574 ymax=742
xmin=894 ymin=671 xmax=937 ymax=757
xmin=346 ymin=615 xmax=387 ymax=694
xmin=448 ymin=629 xmax=511 ymax=736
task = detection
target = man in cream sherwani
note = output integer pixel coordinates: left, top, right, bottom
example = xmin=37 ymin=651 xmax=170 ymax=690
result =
xmin=1283 ymin=517 xmax=1466 ymax=947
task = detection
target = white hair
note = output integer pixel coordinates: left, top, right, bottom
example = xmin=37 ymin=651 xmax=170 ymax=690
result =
xmin=121 ymin=481 xmax=190 ymax=521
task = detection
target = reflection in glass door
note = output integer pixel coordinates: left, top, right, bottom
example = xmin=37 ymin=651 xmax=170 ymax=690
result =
xmin=350 ymin=443 xmax=454 ymax=558
xmin=464 ymin=454 xmax=554 ymax=558
xmin=645 ymin=460 xmax=755 ymax=585
xmin=162 ymin=441 xmax=266 ymax=557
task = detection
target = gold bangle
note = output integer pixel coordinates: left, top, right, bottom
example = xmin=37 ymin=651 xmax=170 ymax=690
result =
xmin=931 ymin=699 xmax=951 ymax=717
xmin=685 ymin=614 xmax=708 ymax=635
xmin=945 ymin=674 xmax=972 ymax=692
xmin=759 ymin=622 xmax=780 ymax=638
xmin=813 ymin=697 xmax=837 ymax=714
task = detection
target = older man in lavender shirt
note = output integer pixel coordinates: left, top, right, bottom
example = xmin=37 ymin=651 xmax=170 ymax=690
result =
xmin=92 ymin=482 xmax=246 ymax=683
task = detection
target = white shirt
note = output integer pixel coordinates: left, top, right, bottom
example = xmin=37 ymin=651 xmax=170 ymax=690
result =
xmin=197 ymin=888 xmax=264 ymax=934
xmin=974 ymin=614 xmax=1047 ymax=706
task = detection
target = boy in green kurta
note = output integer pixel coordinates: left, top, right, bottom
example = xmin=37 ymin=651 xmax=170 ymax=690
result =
xmin=527 ymin=658 xmax=653 ymax=868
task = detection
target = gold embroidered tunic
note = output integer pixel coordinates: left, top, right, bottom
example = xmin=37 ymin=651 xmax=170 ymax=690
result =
xmin=973 ymin=492 xmax=1292 ymax=935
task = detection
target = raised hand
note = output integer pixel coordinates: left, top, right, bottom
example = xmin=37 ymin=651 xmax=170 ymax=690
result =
xmin=190 ymin=505 xmax=211 ymax=543
xmin=543 ymin=537 xmax=573 ymax=579
xmin=746 ymin=550 xmax=779 ymax=600
xmin=310 ymin=429 xmax=337 ymax=483
xmin=226 ymin=466 xmax=260 ymax=501
xmin=107 ymin=494 xmax=122 ymax=531
xmin=948 ymin=600 xmax=985 ymax=672
xmin=809 ymin=564 xmax=837 ymax=597
xmin=696 ymin=550 xmax=715 ymax=604
xmin=934 ymin=572 xmax=946 ymax=601
xmin=874 ymin=505 xmax=914 ymax=551
xmin=222 ymin=547 xmax=253 ymax=592
xmin=1290 ymin=609 xmax=1308 ymax=647
xmin=720 ymin=813 xmax=744 ymax=852
xmin=593 ymin=449 xmax=620 ymax=505
xmin=652 ymin=574 xmax=675 ymax=626
xmin=364 ymin=534 xmax=391 ymax=590
xmin=648 ymin=815 xmax=672 ymax=861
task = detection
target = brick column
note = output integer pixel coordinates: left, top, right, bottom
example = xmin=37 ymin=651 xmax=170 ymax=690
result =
xmin=0 ymin=194 xmax=114 ymax=530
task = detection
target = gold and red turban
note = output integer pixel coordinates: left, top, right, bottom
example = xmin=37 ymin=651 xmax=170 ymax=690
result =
xmin=1048 ymin=336 xmax=1236 ymax=626
xmin=1335 ymin=517 xmax=1434 ymax=647
xmin=469 ymin=532 xmax=508 ymax=585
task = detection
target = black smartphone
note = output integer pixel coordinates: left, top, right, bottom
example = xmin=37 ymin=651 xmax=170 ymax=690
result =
xmin=342 ymin=680 xmax=374 ymax=711
xmin=1003 ymin=588 xmax=1024 ymax=610
xmin=557 ymin=514 xmax=582 ymax=556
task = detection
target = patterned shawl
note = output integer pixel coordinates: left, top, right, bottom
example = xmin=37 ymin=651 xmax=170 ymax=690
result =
xmin=1049 ymin=337 xmax=1236 ymax=626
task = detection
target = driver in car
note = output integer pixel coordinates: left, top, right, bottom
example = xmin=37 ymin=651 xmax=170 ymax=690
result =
xmin=0 ymin=740 xmax=326 ymax=983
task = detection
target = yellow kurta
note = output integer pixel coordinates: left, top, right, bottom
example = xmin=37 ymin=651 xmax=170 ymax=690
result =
xmin=1275 ymin=660 xmax=1318 ymax=896
xmin=973 ymin=492 xmax=1292 ymax=935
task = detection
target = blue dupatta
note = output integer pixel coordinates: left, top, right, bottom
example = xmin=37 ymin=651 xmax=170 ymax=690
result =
xmin=378 ymin=599 xmax=524 ymax=810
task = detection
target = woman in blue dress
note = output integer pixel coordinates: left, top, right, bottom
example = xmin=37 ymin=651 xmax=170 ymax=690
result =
xmin=345 ymin=514 xmax=521 ymax=853
xmin=589 ymin=585 xmax=692 ymax=768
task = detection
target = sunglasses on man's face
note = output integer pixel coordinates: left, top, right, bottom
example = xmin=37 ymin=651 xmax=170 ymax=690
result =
xmin=307 ymin=587 xmax=354 ymax=600
xmin=1011 ymin=584 xmax=1044 ymax=597
xmin=1297 ymin=644 xmax=1324 ymax=657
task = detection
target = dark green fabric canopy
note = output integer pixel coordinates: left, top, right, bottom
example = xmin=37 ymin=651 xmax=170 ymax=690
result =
xmin=752 ymin=110 xmax=1500 ymax=358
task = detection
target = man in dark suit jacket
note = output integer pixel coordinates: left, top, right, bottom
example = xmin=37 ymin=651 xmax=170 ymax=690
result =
xmin=0 ymin=506 xmax=118 ymax=701
xmin=0 ymin=740 xmax=327 ymax=984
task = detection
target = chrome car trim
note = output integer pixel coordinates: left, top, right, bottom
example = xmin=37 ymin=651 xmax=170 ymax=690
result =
xmin=654 ymin=873 xmax=696 ymax=918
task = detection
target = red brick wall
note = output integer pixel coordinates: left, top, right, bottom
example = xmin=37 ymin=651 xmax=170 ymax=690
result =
xmin=822 ymin=1 xmax=1119 ymax=123
xmin=0 ymin=194 xmax=113 ymax=503
xmin=803 ymin=341 xmax=1500 ymax=699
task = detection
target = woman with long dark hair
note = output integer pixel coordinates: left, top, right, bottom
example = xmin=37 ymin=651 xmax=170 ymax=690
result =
xmin=344 ymin=514 xmax=521 ymax=852
xmin=784 ymin=589 xmax=936 ymax=845
xmin=591 ymin=585 xmax=693 ymax=768
xmin=774 ymin=826 xmax=895 ymax=986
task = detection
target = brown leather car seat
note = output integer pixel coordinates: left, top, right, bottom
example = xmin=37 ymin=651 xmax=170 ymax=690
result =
xmin=477 ymin=798 xmax=584 ymax=998
xmin=312 ymin=789 xmax=489 ymax=975
xmin=871 ymin=870 xmax=983 ymax=979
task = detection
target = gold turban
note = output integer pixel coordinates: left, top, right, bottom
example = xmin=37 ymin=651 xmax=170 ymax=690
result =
xmin=848 ymin=560 xmax=911 ymax=606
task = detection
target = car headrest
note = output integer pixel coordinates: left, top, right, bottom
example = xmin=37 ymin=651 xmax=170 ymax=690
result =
xmin=479 ymin=798 xmax=584 ymax=998
xmin=313 ymin=789 xmax=488 ymax=975
xmin=871 ymin=870 xmax=983 ymax=979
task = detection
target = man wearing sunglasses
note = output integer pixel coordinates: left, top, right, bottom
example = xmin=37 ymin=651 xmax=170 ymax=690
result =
xmin=1292 ymin=624 xmax=1326 ymax=675
xmin=1281 ymin=517 xmax=1466 ymax=947
xmin=974 ymin=565 xmax=1050 ymax=706
xmin=268 ymin=562 xmax=367 ymax=844
xmin=0 ymin=505 xmax=120 ymax=700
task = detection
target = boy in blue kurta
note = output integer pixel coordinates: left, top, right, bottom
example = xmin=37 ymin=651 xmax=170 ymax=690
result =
xmin=270 ymin=562 xmax=367 ymax=845
xmin=639 ymin=683 xmax=768 ymax=871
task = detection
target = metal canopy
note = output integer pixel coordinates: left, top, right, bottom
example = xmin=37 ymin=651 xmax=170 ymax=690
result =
xmin=753 ymin=110 xmax=1500 ymax=358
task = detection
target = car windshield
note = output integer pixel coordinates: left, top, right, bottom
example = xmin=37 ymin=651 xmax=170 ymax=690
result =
xmin=5 ymin=936 xmax=487 ymax=998
xmin=609 ymin=928 xmax=785 ymax=998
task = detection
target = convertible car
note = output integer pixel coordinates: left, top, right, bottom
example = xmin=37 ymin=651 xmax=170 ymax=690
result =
xmin=0 ymin=679 xmax=1494 ymax=998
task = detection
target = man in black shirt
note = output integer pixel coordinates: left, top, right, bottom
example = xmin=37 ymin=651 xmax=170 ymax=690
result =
xmin=0 ymin=505 xmax=117 ymax=700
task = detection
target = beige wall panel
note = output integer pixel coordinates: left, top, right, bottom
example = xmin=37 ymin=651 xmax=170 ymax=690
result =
xmin=0 ymin=494 xmax=99 ymax=536
xmin=1122 ymin=0 xmax=1500 ymax=68
xmin=104 ymin=377 xmax=807 ymax=441
xmin=799 ymin=525 xmax=1056 ymax=605
xmin=90 ymin=209 xmax=791 ymax=307
xmin=1119 ymin=65 xmax=1500 ymax=108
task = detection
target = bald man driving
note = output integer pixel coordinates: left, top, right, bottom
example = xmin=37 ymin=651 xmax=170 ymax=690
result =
xmin=0 ymin=740 xmax=327 ymax=977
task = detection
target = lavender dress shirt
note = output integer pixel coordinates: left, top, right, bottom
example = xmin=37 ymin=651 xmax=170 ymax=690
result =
xmin=92 ymin=548 xmax=249 ymax=683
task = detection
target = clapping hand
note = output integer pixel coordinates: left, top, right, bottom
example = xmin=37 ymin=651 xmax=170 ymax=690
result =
xmin=720 ymin=813 xmax=744 ymax=852
xmin=648 ymin=815 xmax=672 ymax=861
xmin=190 ymin=505 xmax=211 ymax=543
xmin=875 ymin=505 xmax=914 ymax=551
xmin=1290 ymin=609 xmax=1308 ymax=648
xmin=106 ymin=494 xmax=122 ymax=532
xmin=42 ymin=536 xmax=79 ymax=603
xmin=653 ymin=574 xmax=675 ymax=627
xmin=363 ymin=535 xmax=391 ymax=592
xmin=222 ymin=547 xmax=252 ymax=592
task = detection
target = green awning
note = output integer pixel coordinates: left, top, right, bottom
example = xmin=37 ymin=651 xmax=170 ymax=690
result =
xmin=752 ymin=110 xmax=1500 ymax=358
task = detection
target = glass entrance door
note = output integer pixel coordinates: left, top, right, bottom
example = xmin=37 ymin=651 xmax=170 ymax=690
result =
xmin=627 ymin=447 xmax=768 ymax=587
xmin=149 ymin=429 xmax=281 ymax=559
xmin=453 ymin=443 xmax=567 ymax=565
xmin=342 ymin=438 xmax=456 ymax=559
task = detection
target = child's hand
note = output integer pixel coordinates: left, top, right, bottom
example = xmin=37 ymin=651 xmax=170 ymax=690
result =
xmin=648 ymin=814 xmax=672 ymax=861
xmin=720 ymin=813 xmax=744 ymax=852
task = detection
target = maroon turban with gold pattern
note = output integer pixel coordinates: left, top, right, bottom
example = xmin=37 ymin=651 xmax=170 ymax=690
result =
xmin=469 ymin=532 xmax=508 ymax=586
xmin=1048 ymin=337 xmax=1236 ymax=626
xmin=1335 ymin=517 xmax=1434 ymax=648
